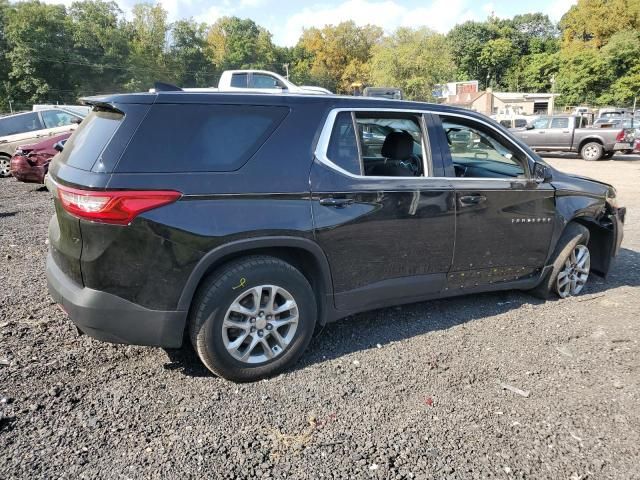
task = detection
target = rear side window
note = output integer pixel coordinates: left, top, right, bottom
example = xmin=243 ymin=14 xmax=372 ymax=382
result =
xmin=550 ymin=117 xmax=569 ymax=129
xmin=326 ymin=111 xmax=361 ymax=175
xmin=0 ymin=112 xmax=44 ymax=137
xmin=41 ymin=110 xmax=80 ymax=128
xmin=116 ymin=104 xmax=288 ymax=173
xmin=57 ymin=109 xmax=123 ymax=170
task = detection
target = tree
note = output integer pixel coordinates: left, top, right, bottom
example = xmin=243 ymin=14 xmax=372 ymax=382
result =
xmin=560 ymin=0 xmax=640 ymax=47
xmin=555 ymin=46 xmax=613 ymax=105
xmin=169 ymin=20 xmax=213 ymax=87
xmin=206 ymin=17 xmax=278 ymax=71
xmin=369 ymin=27 xmax=455 ymax=101
xmin=294 ymin=21 xmax=383 ymax=93
xmin=68 ymin=0 xmax=130 ymax=95
xmin=3 ymin=1 xmax=76 ymax=106
xmin=125 ymin=3 xmax=170 ymax=90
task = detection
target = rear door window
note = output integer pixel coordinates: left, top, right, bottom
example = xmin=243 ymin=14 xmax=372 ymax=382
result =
xmin=326 ymin=111 xmax=361 ymax=175
xmin=0 ymin=112 xmax=44 ymax=136
xmin=230 ymin=73 xmax=248 ymax=88
xmin=116 ymin=104 xmax=288 ymax=173
xmin=550 ymin=117 xmax=569 ymax=129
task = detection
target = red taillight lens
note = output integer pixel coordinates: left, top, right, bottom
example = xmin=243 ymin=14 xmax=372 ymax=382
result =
xmin=616 ymin=130 xmax=625 ymax=142
xmin=57 ymin=185 xmax=182 ymax=225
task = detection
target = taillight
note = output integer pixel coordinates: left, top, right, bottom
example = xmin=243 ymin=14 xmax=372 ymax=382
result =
xmin=57 ymin=184 xmax=181 ymax=225
xmin=616 ymin=130 xmax=625 ymax=142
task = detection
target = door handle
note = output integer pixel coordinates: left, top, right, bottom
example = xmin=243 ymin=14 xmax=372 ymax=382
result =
xmin=319 ymin=197 xmax=354 ymax=208
xmin=459 ymin=194 xmax=486 ymax=206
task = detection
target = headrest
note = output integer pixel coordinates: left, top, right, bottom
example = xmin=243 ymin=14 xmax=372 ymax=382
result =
xmin=381 ymin=131 xmax=413 ymax=160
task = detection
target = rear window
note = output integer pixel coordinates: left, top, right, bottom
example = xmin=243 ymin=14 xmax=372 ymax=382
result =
xmin=116 ymin=104 xmax=288 ymax=173
xmin=0 ymin=112 xmax=44 ymax=137
xmin=57 ymin=109 xmax=123 ymax=170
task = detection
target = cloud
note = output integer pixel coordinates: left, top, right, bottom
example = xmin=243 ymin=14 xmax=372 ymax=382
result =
xmin=276 ymin=0 xmax=478 ymax=46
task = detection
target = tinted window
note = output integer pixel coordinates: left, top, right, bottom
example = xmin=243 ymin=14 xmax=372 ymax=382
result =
xmin=117 ymin=104 xmax=288 ymax=173
xmin=326 ymin=111 xmax=360 ymax=175
xmin=514 ymin=119 xmax=527 ymax=128
xmin=251 ymin=74 xmax=283 ymax=89
xmin=550 ymin=117 xmax=569 ymax=129
xmin=440 ymin=116 xmax=525 ymax=178
xmin=499 ymin=120 xmax=512 ymax=128
xmin=57 ymin=109 xmax=123 ymax=170
xmin=0 ymin=112 xmax=44 ymax=137
xmin=230 ymin=73 xmax=248 ymax=88
xmin=41 ymin=110 xmax=80 ymax=128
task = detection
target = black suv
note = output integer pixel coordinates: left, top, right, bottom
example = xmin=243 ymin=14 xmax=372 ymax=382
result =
xmin=46 ymin=92 xmax=626 ymax=381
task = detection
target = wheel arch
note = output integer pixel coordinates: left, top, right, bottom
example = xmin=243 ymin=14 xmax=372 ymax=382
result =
xmin=577 ymin=136 xmax=604 ymax=152
xmin=178 ymin=236 xmax=335 ymax=325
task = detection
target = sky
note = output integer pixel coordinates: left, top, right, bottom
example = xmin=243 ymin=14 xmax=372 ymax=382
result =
xmin=46 ymin=0 xmax=578 ymax=46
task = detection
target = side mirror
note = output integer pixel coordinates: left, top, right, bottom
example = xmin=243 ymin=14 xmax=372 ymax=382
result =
xmin=533 ymin=163 xmax=552 ymax=183
xmin=526 ymin=124 xmax=535 ymax=130
xmin=54 ymin=141 xmax=65 ymax=152
xmin=71 ymin=118 xmax=82 ymax=125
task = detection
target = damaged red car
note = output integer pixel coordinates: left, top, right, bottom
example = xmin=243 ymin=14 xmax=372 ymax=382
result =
xmin=10 ymin=132 xmax=71 ymax=184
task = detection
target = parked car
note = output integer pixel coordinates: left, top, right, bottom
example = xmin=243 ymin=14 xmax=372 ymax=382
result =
xmin=46 ymin=91 xmax=625 ymax=382
xmin=0 ymin=108 xmax=84 ymax=177
xmin=512 ymin=115 xmax=633 ymax=160
xmin=154 ymin=70 xmax=330 ymax=95
xmin=10 ymin=132 xmax=71 ymax=183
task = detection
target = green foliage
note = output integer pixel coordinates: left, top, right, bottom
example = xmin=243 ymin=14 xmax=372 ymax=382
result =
xmin=0 ymin=0 xmax=639 ymax=112
xmin=294 ymin=21 xmax=383 ymax=93
xmin=370 ymin=27 xmax=455 ymax=101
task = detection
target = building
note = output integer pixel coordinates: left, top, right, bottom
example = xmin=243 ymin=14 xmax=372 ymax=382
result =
xmin=443 ymin=88 xmax=559 ymax=116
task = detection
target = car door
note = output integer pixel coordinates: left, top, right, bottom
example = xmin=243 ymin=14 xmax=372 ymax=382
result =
xmin=545 ymin=116 xmax=572 ymax=150
xmin=518 ymin=116 xmax=551 ymax=149
xmin=433 ymin=113 xmax=555 ymax=289
xmin=310 ymin=109 xmax=456 ymax=311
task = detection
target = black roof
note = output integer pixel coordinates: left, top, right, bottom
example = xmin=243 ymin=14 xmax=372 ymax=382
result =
xmin=81 ymin=91 xmax=489 ymax=122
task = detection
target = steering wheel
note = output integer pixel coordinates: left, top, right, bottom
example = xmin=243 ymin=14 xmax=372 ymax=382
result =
xmin=399 ymin=154 xmax=422 ymax=176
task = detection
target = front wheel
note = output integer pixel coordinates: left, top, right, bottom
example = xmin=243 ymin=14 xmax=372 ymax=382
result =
xmin=189 ymin=256 xmax=317 ymax=382
xmin=530 ymin=223 xmax=591 ymax=299
xmin=580 ymin=142 xmax=604 ymax=161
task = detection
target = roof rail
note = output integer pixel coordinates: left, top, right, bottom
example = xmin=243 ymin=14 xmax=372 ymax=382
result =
xmin=153 ymin=82 xmax=182 ymax=92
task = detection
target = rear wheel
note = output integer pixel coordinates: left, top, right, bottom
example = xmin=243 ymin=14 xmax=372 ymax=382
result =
xmin=0 ymin=155 xmax=11 ymax=177
xmin=189 ymin=256 xmax=317 ymax=382
xmin=580 ymin=142 xmax=604 ymax=161
xmin=530 ymin=223 xmax=590 ymax=299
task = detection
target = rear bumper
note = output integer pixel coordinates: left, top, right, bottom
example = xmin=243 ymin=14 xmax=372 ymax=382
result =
xmin=613 ymin=142 xmax=634 ymax=151
xmin=46 ymin=253 xmax=186 ymax=348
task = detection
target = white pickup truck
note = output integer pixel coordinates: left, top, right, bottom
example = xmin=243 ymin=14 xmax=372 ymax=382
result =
xmin=179 ymin=70 xmax=331 ymax=95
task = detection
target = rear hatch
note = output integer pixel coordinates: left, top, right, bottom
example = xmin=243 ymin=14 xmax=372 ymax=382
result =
xmin=47 ymin=99 xmax=152 ymax=285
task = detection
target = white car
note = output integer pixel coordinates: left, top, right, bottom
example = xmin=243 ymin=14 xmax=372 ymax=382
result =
xmin=0 ymin=108 xmax=85 ymax=177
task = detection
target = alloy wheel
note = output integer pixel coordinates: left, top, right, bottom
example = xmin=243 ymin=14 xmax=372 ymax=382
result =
xmin=556 ymin=244 xmax=590 ymax=298
xmin=221 ymin=284 xmax=299 ymax=364
xmin=0 ymin=157 xmax=10 ymax=177
xmin=582 ymin=145 xmax=600 ymax=161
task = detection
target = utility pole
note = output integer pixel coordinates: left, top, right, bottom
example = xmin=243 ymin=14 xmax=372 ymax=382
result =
xmin=283 ymin=63 xmax=289 ymax=80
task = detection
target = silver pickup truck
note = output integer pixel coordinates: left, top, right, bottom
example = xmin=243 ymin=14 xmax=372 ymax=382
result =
xmin=512 ymin=115 xmax=634 ymax=161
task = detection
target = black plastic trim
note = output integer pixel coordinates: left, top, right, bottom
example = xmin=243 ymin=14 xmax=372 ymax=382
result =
xmin=47 ymin=253 xmax=186 ymax=348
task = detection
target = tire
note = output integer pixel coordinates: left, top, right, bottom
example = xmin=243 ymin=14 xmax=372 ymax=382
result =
xmin=0 ymin=155 xmax=11 ymax=178
xmin=189 ymin=256 xmax=317 ymax=382
xmin=580 ymin=142 xmax=604 ymax=161
xmin=530 ymin=223 xmax=590 ymax=300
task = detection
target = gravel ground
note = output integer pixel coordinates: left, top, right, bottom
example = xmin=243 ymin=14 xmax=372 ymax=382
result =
xmin=1 ymin=156 xmax=639 ymax=479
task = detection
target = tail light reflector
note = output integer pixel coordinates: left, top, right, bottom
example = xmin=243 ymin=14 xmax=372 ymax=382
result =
xmin=615 ymin=130 xmax=625 ymax=142
xmin=57 ymin=184 xmax=182 ymax=225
